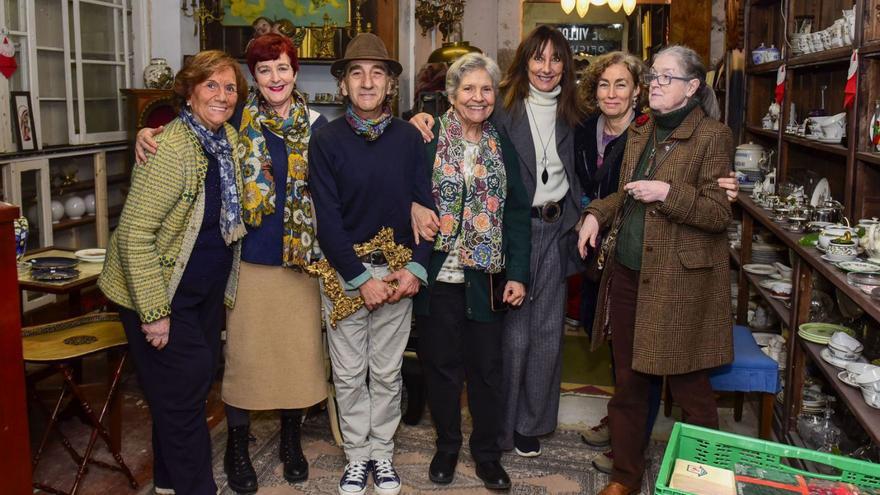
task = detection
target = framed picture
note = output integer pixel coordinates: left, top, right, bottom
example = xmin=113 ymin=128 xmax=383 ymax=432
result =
xmin=221 ymin=0 xmax=350 ymax=27
xmin=10 ymin=91 xmax=37 ymax=151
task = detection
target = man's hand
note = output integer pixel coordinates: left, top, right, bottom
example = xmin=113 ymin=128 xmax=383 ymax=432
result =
xmin=134 ymin=126 xmax=163 ymax=165
xmin=142 ymin=316 xmax=170 ymax=350
xmin=408 ymin=113 xmax=436 ymax=142
xmin=383 ymin=269 xmax=420 ymax=303
xmin=359 ymin=278 xmax=393 ymax=311
xmin=718 ymin=172 xmax=739 ymax=203
xmin=411 ymin=202 xmax=440 ymax=245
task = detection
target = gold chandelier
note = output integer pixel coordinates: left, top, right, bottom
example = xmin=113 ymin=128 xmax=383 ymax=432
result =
xmin=560 ymin=0 xmax=636 ymax=18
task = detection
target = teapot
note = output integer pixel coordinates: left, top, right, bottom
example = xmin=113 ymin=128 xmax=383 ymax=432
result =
xmin=735 ymin=142 xmax=770 ymax=171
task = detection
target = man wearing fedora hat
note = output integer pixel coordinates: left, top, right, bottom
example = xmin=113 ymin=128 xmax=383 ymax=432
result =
xmin=309 ymin=33 xmax=433 ymax=495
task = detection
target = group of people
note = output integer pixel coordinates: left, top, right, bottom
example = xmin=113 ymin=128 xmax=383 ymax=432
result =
xmin=97 ymin=23 xmax=739 ymax=495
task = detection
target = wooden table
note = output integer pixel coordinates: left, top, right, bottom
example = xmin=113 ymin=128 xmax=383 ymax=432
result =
xmin=17 ymin=247 xmax=124 ymax=452
xmin=18 ymin=247 xmax=104 ymax=315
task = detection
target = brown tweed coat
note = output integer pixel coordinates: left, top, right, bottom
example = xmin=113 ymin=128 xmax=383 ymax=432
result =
xmin=587 ymin=106 xmax=734 ymax=376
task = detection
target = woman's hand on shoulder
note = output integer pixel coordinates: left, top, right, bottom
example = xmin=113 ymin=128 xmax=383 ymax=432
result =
xmin=717 ymin=172 xmax=739 ymax=203
xmin=411 ymin=202 xmax=440 ymax=245
xmin=503 ymin=280 xmax=526 ymax=307
xmin=577 ymin=213 xmax=600 ymax=259
xmin=135 ymin=126 xmax=164 ymax=165
xmin=409 ymin=112 xmax=435 ymax=142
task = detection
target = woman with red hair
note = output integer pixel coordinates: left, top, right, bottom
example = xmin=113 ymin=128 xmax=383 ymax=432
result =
xmin=136 ymin=34 xmax=328 ymax=494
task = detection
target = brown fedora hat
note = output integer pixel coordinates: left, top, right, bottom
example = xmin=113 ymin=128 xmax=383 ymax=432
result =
xmin=331 ymin=33 xmax=403 ymax=77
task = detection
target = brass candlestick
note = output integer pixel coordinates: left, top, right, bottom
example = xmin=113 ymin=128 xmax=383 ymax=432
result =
xmin=181 ymin=0 xmax=224 ymax=50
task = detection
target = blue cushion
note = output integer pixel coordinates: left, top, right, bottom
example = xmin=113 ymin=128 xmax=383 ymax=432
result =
xmin=710 ymin=325 xmax=779 ymax=393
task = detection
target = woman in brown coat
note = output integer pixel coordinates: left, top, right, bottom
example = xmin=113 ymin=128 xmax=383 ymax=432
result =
xmin=577 ymin=45 xmax=733 ymax=495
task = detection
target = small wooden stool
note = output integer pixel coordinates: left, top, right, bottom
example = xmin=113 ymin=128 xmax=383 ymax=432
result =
xmin=23 ymin=312 xmax=138 ymax=495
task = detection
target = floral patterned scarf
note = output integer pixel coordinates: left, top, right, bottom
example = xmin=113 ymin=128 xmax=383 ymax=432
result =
xmin=238 ymin=88 xmax=318 ymax=267
xmin=432 ymin=109 xmax=507 ymax=273
xmin=179 ymin=107 xmax=246 ymax=245
xmin=345 ymin=103 xmax=392 ymax=141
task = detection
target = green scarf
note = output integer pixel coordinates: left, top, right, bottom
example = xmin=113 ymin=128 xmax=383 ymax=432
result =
xmin=238 ymin=88 xmax=319 ymax=267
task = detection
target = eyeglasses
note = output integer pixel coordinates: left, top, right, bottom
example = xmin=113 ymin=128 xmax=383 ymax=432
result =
xmin=643 ymin=73 xmax=694 ymax=86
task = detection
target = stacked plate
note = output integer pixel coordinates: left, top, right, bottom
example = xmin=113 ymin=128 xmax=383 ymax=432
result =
xmin=752 ymin=242 xmax=786 ymax=264
xmin=75 ymin=248 xmax=106 ymax=263
xmin=798 ymin=322 xmax=855 ymax=345
xmin=820 ymin=331 xmax=866 ymax=369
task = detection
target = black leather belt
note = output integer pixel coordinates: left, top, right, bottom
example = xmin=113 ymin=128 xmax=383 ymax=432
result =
xmin=531 ymin=201 xmax=564 ymax=222
xmin=359 ymin=251 xmax=388 ymax=265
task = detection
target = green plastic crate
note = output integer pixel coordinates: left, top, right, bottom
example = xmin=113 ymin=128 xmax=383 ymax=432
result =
xmin=656 ymin=423 xmax=880 ymax=494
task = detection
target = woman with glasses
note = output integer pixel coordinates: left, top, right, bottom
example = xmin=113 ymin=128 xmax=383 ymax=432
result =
xmin=573 ymin=51 xmax=738 ymax=476
xmin=577 ymin=45 xmax=734 ymax=495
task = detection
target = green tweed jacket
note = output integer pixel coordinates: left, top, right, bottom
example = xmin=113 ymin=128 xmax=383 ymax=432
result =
xmin=98 ymin=118 xmax=243 ymax=323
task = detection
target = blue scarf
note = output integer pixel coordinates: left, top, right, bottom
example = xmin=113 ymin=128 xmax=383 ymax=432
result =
xmin=345 ymin=103 xmax=392 ymax=141
xmin=180 ymin=107 xmax=246 ymax=245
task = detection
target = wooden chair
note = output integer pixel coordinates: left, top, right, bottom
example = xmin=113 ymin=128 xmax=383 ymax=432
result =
xmin=23 ymin=312 xmax=138 ymax=495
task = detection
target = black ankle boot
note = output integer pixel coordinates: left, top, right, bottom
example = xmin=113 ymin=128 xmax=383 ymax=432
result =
xmin=280 ymin=412 xmax=309 ymax=483
xmin=224 ymin=425 xmax=257 ymax=494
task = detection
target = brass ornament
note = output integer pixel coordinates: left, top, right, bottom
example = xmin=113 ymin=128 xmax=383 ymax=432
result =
xmin=306 ymin=227 xmax=412 ymax=328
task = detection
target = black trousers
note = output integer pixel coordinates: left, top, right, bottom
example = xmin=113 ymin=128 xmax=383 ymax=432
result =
xmin=418 ymin=282 xmax=503 ymax=463
xmin=120 ymin=277 xmax=225 ymax=495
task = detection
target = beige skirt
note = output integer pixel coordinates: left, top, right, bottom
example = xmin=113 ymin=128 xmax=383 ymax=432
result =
xmin=222 ymin=261 xmax=327 ymax=410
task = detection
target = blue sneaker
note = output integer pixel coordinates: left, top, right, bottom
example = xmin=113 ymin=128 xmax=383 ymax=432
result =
xmin=371 ymin=459 xmax=401 ymax=495
xmin=338 ymin=460 xmax=370 ymax=495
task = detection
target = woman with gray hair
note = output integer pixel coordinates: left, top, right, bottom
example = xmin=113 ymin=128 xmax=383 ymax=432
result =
xmin=577 ymin=45 xmax=733 ymax=495
xmin=413 ymin=52 xmax=531 ymax=491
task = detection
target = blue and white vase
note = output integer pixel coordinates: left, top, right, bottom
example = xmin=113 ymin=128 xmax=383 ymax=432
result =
xmin=14 ymin=216 xmax=28 ymax=261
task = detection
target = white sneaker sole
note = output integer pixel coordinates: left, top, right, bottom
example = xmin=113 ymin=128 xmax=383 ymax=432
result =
xmin=338 ymin=486 xmax=367 ymax=495
xmin=514 ymin=447 xmax=542 ymax=458
xmin=373 ymin=483 xmax=401 ymax=495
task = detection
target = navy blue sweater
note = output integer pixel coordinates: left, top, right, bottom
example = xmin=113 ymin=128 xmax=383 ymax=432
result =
xmin=308 ymin=116 xmax=433 ymax=283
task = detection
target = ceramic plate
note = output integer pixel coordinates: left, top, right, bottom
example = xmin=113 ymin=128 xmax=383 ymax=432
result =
xmin=821 ymin=253 xmax=857 ymax=263
xmin=28 ymin=256 xmax=78 ymax=270
xmin=758 ymin=279 xmax=778 ymax=290
xmin=820 ymin=348 xmax=854 ymax=369
xmin=30 ymin=267 xmax=79 ymax=282
xmin=75 ymin=248 xmax=105 ymax=259
xmin=838 ymin=370 xmax=860 ymax=387
xmin=743 ymin=263 xmax=777 ymax=275
xmin=817 ymin=137 xmax=842 ymax=144
xmin=836 ymin=261 xmax=880 ymax=273
xmin=811 ymin=178 xmax=830 ymax=207
xmin=798 ymin=323 xmax=855 ymax=344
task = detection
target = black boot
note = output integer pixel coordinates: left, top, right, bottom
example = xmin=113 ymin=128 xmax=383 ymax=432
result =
xmin=224 ymin=425 xmax=258 ymax=494
xmin=280 ymin=411 xmax=309 ymax=483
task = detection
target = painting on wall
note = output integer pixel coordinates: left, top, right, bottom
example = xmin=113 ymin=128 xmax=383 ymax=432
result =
xmin=222 ymin=0 xmax=350 ymax=27
xmin=10 ymin=91 xmax=37 ymax=151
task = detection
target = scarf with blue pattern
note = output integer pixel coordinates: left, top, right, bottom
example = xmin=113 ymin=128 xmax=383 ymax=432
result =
xmin=180 ymin=107 xmax=247 ymax=245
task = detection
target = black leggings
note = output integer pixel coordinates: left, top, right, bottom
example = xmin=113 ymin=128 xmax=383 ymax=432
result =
xmin=225 ymin=404 xmax=301 ymax=428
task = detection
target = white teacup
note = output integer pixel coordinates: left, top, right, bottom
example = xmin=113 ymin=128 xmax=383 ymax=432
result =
xmin=830 ymin=331 xmax=863 ymax=352
xmin=846 ymin=362 xmax=876 ymax=376
xmin=855 ymin=366 xmax=880 ymax=391
xmin=827 ymin=343 xmax=859 ymax=361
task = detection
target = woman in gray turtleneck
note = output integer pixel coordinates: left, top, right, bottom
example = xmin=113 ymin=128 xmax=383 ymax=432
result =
xmin=410 ymin=25 xmax=586 ymax=458
xmin=490 ymin=25 xmax=586 ymax=457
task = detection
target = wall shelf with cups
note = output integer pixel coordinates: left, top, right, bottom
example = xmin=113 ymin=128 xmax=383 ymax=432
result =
xmin=732 ymin=194 xmax=880 ymax=450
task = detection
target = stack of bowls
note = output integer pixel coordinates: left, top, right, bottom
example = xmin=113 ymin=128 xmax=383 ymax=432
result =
xmin=820 ymin=331 xmax=865 ymax=369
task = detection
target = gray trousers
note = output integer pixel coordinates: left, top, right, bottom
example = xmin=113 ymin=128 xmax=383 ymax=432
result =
xmin=500 ymin=217 xmax=566 ymax=449
xmin=321 ymin=264 xmax=412 ymax=462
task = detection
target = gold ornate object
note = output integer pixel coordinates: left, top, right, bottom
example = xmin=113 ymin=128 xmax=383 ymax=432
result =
xmin=181 ymin=0 xmax=224 ymax=50
xmin=415 ymin=0 xmax=465 ymax=41
xmin=346 ymin=0 xmax=369 ymax=36
xmin=305 ymin=227 xmax=412 ymax=328
xmin=311 ymin=14 xmax=338 ymax=59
